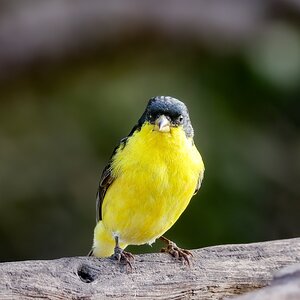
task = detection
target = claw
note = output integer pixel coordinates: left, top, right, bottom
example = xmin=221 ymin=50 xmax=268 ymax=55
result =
xmin=111 ymin=245 xmax=134 ymax=271
xmin=160 ymin=237 xmax=193 ymax=266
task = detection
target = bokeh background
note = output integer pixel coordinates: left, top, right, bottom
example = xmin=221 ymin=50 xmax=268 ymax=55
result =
xmin=0 ymin=0 xmax=299 ymax=262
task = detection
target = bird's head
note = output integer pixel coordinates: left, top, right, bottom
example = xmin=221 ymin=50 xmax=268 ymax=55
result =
xmin=138 ymin=96 xmax=194 ymax=138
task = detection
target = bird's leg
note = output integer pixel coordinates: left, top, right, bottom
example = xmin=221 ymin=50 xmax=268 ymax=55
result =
xmin=159 ymin=236 xmax=193 ymax=266
xmin=111 ymin=236 xmax=134 ymax=270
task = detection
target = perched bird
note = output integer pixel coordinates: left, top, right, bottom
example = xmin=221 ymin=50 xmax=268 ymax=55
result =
xmin=90 ymin=96 xmax=204 ymax=266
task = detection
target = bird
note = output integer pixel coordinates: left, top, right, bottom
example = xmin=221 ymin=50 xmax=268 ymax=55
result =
xmin=89 ymin=96 xmax=205 ymax=267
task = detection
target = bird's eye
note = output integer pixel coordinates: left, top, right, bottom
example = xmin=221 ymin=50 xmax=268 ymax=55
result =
xmin=178 ymin=115 xmax=184 ymax=124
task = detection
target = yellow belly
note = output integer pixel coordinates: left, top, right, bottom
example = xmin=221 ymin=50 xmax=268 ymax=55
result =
xmin=101 ymin=123 xmax=204 ymax=246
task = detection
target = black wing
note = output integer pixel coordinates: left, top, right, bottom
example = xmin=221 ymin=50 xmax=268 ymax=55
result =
xmin=96 ymin=162 xmax=114 ymax=222
xmin=95 ymin=122 xmax=143 ymax=222
xmin=95 ymin=137 xmax=129 ymax=222
xmin=194 ymin=170 xmax=204 ymax=195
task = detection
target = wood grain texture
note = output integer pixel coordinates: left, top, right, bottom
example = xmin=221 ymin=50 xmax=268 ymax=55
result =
xmin=0 ymin=238 xmax=299 ymax=300
xmin=232 ymin=263 xmax=300 ymax=300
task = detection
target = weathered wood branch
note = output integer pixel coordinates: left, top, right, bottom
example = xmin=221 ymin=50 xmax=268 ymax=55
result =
xmin=0 ymin=238 xmax=299 ymax=299
xmin=233 ymin=263 xmax=300 ymax=300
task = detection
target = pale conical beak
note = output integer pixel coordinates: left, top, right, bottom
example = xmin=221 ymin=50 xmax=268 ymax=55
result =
xmin=154 ymin=115 xmax=171 ymax=132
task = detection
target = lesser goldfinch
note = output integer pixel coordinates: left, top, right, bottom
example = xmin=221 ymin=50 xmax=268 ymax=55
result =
xmin=89 ymin=96 xmax=204 ymax=266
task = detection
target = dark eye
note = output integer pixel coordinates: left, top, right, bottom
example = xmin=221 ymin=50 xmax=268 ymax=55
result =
xmin=178 ymin=115 xmax=184 ymax=124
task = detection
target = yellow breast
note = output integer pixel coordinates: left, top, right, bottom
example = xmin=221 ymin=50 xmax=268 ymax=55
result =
xmin=102 ymin=123 xmax=204 ymax=245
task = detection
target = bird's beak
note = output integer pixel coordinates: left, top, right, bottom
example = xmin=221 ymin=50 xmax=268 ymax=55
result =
xmin=154 ymin=115 xmax=171 ymax=132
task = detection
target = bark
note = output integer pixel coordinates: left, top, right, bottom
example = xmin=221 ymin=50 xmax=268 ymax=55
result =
xmin=0 ymin=238 xmax=299 ymax=299
xmin=232 ymin=263 xmax=300 ymax=300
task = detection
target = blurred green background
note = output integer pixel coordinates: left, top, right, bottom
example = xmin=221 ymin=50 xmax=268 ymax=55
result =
xmin=0 ymin=1 xmax=299 ymax=261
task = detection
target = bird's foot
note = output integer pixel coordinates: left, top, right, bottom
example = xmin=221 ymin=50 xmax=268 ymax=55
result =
xmin=160 ymin=237 xmax=193 ymax=266
xmin=111 ymin=246 xmax=134 ymax=270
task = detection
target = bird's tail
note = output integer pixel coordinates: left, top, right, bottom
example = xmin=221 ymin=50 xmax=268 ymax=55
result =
xmin=89 ymin=221 xmax=127 ymax=257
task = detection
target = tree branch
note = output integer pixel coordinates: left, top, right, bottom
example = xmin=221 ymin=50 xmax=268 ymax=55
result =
xmin=0 ymin=238 xmax=299 ymax=299
xmin=233 ymin=263 xmax=300 ymax=300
